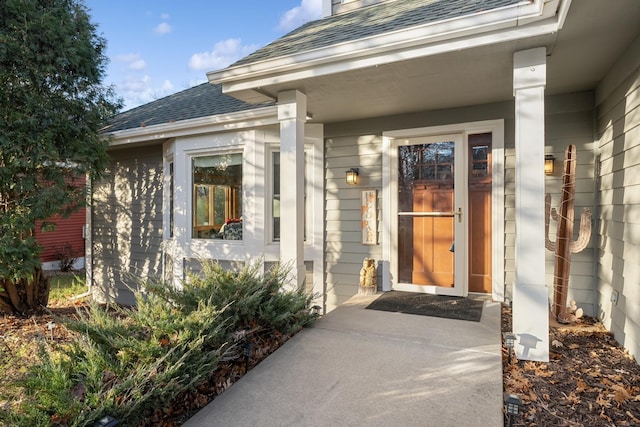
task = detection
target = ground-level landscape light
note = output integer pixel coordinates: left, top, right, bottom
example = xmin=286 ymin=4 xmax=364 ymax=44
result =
xmin=93 ymin=415 xmax=119 ymax=427
xmin=244 ymin=341 xmax=253 ymax=372
xmin=504 ymin=393 xmax=522 ymax=427
xmin=503 ymin=331 xmax=516 ymax=364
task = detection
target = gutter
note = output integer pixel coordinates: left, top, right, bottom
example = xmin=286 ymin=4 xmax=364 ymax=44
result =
xmin=105 ymin=105 xmax=278 ymax=147
xmin=208 ymin=0 xmax=571 ymax=98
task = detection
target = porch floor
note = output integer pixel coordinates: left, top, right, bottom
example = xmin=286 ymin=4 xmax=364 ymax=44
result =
xmin=183 ymin=293 xmax=503 ymax=427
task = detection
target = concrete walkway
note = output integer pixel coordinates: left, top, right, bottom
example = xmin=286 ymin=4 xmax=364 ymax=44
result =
xmin=183 ymin=294 xmax=503 ymax=427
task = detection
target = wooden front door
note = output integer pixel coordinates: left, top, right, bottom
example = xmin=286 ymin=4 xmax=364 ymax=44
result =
xmin=397 ymin=136 xmax=464 ymax=296
xmin=395 ymin=133 xmax=493 ymax=296
xmin=409 ymin=169 xmax=455 ymax=287
xmin=468 ymin=133 xmax=492 ymax=293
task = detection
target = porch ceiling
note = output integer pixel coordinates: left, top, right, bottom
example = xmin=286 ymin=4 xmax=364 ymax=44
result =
xmin=243 ymin=0 xmax=640 ymax=124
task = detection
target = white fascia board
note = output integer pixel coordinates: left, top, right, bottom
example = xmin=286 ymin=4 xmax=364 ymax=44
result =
xmin=208 ymin=0 xmax=558 ymax=92
xmin=106 ymin=106 xmax=278 ymax=148
xmin=218 ymin=19 xmax=562 ymax=95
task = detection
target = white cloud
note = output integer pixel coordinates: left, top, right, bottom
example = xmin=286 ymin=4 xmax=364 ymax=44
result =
xmin=160 ymin=13 xmax=170 ymax=20
xmin=153 ymin=22 xmax=172 ymax=35
xmin=114 ymin=53 xmax=147 ymax=71
xmin=118 ymin=75 xmax=154 ymax=108
xmin=116 ymin=75 xmax=179 ymax=111
xmin=161 ymin=80 xmax=174 ymax=92
xmin=188 ymin=38 xmax=259 ymax=71
xmin=114 ymin=53 xmax=140 ymax=63
xmin=128 ymin=59 xmax=147 ymax=71
xmin=278 ymin=0 xmax=323 ymax=32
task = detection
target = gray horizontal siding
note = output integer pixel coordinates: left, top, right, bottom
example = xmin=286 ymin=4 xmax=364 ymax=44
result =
xmin=91 ymin=145 xmax=164 ymax=305
xmin=596 ymin=51 xmax=640 ymax=362
xmin=541 ymin=93 xmax=598 ymax=316
xmin=324 ymin=134 xmax=382 ymax=311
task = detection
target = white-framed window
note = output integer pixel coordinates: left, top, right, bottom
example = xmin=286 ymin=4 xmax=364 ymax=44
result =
xmin=271 ymin=151 xmax=281 ymax=241
xmin=169 ymin=161 xmax=174 ymax=238
xmin=192 ymin=152 xmax=243 ymax=240
xmin=267 ymin=148 xmax=308 ymax=243
xmin=162 ymin=139 xmax=175 ymax=242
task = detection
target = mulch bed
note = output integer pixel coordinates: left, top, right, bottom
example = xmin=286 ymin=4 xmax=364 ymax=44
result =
xmin=501 ymin=304 xmax=640 ymax=426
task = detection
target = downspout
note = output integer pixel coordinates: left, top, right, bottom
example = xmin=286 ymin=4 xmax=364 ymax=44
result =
xmin=75 ymin=174 xmax=93 ymax=301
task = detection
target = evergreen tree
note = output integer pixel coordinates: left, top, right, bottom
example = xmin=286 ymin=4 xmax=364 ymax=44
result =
xmin=0 ymin=0 xmax=121 ymax=314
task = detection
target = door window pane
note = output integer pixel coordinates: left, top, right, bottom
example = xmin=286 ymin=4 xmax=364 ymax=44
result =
xmin=398 ymin=141 xmax=455 ymax=287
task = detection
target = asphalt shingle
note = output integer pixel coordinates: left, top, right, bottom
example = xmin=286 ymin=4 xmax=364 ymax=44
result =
xmin=232 ymin=0 xmax=522 ymax=67
xmin=104 ymin=83 xmax=274 ymax=133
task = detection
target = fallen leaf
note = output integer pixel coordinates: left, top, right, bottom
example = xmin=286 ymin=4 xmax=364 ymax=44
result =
xmin=612 ymin=384 xmax=631 ymax=404
xmin=551 ymin=339 xmax=564 ymax=348
xmin=576 ymin=378 xmax=589 ymax=393
xmin=102 ymin=369 xmax=117 ymax=383
xmin=596 ymin=392 xmax=612 ymax=408
xmin=565 ymin=391 xmax=581 ymax=405
xmin=71 ymin=383 xmax=86 ymax=402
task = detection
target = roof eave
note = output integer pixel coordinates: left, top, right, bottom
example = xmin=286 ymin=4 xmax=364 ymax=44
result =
xmin=104 ymin=105 xmax=278 ymax=148
xmin=208 ymin=0 xmax=568 ymax=100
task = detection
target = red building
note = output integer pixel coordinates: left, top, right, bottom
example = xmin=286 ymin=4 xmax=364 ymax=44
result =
xmin=34 ymin=175 xmax=86 ymax=271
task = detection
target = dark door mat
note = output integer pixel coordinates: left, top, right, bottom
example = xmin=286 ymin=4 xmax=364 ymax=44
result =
xmin=365 ymin=291 xmax=484 ymax=322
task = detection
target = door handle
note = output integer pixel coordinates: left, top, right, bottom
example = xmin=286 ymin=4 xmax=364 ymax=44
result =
xmin=455 ymin=208 xmax=462 ymax=223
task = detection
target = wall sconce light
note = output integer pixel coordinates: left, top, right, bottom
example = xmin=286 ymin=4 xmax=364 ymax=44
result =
xmin=544 ymin=154 xmax=555 ymax=176
xmin=346 ymin=168 xmax=359 ymax=185
xmin=504 ymin=393 xmax=522 ymax=427
xmin=503 ymin=332 xmax=517 ymax=364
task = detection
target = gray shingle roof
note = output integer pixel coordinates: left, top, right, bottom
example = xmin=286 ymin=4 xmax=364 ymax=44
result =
xmin=104 ymin=83 xmax=274 ymax=133
xmin=232 ymin=0 xmax=522 ymax=67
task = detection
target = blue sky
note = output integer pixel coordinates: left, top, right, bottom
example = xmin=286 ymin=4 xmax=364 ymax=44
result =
xmin=84 ymin=0 xmax=323 ymax=111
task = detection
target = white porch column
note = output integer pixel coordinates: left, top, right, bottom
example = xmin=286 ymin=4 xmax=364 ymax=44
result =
xmin=278 ymin=90 xmax=306 ymax=290
xmin=512 ymin=47 xmax=549 ymax=362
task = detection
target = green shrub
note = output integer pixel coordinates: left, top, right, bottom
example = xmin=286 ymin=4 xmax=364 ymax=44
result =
xmin=1 ymin=261 xmax=317 ymax=426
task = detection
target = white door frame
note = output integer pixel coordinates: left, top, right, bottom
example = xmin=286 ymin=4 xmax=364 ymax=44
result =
xmin=382 ymin=119 xmax=505 ymax=301
xmin=391 ymin=133 xmax=466 ymax=296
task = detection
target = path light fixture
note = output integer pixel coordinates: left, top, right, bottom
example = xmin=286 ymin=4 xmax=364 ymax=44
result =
xmin=504 ymin=393 xmax=522 ymax=427
xmin=503 ymin=332 xmax=516 ymax=364
xmin=93 ymin=415 xmax=119 ymax=427
xmin=544 ymin=154 xmax=555 ymax=175
xmin=47 ymin=321 xmax=56 ymax=340
xmin=244 ymin=341 xmax=253 ymax=372
xmin=346 ymin=168 xmax=359 ymax=185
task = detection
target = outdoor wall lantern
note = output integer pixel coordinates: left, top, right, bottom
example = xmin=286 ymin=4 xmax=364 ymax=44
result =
xmin=504 ymin=393 xmax=522 ymax=427
xmin=503 ymin=331 xmax=516 ymax=364
xmin=346 ymin=168 xmax=359 ymax=185
xmin=544 ymin=154 xmax=555 ymax=175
